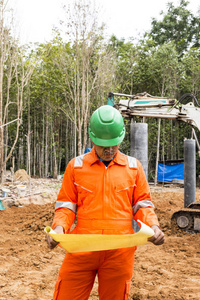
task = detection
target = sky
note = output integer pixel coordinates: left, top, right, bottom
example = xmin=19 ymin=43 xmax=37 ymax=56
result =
xmin=7 ymin=0 xmax=200 ymax=45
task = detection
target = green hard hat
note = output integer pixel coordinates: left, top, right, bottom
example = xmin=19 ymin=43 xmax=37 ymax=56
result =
xmin=89 ymin=105 xmax=125 ymax=147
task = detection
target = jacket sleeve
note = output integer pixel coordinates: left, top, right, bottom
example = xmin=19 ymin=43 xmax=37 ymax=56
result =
xmin=52 ymin=160 xmax=77 ymax=233
xmin=133 ymin=160 xmax=159 ymax=227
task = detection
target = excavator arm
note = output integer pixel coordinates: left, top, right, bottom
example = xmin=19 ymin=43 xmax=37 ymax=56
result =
xmin=107 ymin=92 xmax=200 ymax=233
xmin=108 ymin=92 xmax=200 ymax=154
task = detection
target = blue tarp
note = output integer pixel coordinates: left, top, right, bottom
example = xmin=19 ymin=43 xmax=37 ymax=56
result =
xmin=157 ymin=163 xmax=184 ymax=182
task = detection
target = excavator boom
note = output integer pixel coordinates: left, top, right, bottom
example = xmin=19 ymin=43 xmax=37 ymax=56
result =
xmin=108 ymin=92 xmax=200 ymax=233
xmin=110 ymin=92 xmax=200 ymax=132
xmin=108 ymin=92 xmax=200 ymax=154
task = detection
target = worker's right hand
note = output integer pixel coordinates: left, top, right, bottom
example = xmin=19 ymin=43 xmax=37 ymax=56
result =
xmin=46 ymin=225 xmax=64 ymax=249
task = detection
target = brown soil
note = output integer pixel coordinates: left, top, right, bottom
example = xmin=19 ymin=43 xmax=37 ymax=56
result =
xmin=14 ymin=169 xmax=30 ymax=182
xmin=0 ymin=183 xmax=200 ymax=300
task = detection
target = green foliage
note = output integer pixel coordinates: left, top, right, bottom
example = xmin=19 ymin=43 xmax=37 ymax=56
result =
xmin=119 ymin=118 xmax=131 ymax=155
xmin=180 ymin=48 xmax=200 ymax=96
xmin=147 ymin=42 xmax=180 ymax=97
xmin=149 ymin=0 xmax=200 ymax=57
xmin=2 ymin=0 xmax=200 ymax=179
xmin=107 ymin=36 xmax=138 ymax=94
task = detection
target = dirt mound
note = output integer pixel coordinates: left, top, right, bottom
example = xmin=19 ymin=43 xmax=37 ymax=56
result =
xmin=0 ymin=188 xmax=200 ymax=299
xmin=14 ymin=169 xmax=30 ymax=182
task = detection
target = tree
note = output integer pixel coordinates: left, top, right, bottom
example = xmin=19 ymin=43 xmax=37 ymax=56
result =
xmin=148 ymin=42 xmax=180 ymax=97
xmin=149 ymin=0 xmax=200 ymax=57
xmin=56 ymin=0 xmax=115 ymax=155
xmin=0 ymin=0 xmax=34 ymax=182
xmin=180 ymin=48 xmax=200 ymax=97
xmin=107 ymin=35 xmax=138 ymax=94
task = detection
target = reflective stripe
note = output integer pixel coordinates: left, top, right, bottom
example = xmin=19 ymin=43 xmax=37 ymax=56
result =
xmin=132 ymin=200 xmax=155 ymax=214
xmin=74 ymin=154 xmax=84 ymax=167
xmin=55 ymin=201 xmax=77 ymax=213
xmin=127 ymin=156 xmax=137 ymax=168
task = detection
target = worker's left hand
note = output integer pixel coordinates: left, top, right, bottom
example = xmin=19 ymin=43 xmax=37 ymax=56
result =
xmin=148 ymin=225 xmax=165 ymax=245
xmin=46 ymin=225 xmax=64 ymax=249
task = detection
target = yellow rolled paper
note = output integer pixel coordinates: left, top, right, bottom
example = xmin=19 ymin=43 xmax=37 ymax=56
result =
xmin=44 ymin=220 xmax=154 ymax=253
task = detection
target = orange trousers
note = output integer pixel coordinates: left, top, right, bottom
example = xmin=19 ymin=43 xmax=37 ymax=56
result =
xmin=53 ymin=247 xmax=135 ymax=300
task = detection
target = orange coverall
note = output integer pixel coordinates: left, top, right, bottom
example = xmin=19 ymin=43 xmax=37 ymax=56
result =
xmin=52 ymin=147 xmax=159 ymax=300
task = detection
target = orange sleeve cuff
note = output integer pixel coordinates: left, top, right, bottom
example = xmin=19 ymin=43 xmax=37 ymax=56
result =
xmin=52 ymin=207 xmax=76 ymax=233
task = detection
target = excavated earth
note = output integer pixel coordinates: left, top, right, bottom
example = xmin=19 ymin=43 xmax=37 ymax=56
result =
xmin=0 ymin=179 xmax=200 ymax=300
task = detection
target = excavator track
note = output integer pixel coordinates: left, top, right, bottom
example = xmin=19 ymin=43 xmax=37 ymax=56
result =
xmin=171 ymin=208 xmax=200 ymax=233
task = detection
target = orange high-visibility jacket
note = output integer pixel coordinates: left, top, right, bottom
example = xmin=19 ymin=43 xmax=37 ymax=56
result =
xmin=52 ymin=147 xmax=159 ymax=235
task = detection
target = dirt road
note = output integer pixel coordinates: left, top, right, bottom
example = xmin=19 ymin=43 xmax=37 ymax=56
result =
xmin=0 ymin=184 xmax=200 ymax=299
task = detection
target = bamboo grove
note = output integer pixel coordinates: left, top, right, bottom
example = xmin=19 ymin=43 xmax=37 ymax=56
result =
xmin=0 ymin=0 xmax=200 ymax=182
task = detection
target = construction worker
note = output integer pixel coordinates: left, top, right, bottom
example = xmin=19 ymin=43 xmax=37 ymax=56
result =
xmin=46 ymin=105 xmax=164 ymax=300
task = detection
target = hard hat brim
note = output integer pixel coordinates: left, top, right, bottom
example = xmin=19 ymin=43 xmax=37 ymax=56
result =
xmin=89 ymin=129 xmax=125 ymax=147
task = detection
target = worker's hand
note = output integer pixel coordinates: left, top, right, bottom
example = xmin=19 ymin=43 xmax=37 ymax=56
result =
xmin=148 ymin=225 xmax=165 ymax=245
xmin=46 ymin=226 xmax=64 ymax=249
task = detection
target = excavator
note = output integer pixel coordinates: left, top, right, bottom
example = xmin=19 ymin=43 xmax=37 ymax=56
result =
xmin=107 ymin=92 xmax=200 ymax=233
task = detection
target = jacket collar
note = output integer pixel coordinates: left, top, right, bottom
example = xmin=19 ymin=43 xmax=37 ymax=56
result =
xmin=86 ymin=146 xmax=127 ymax=166
xmin=113 ymin=150 xmax=127 ymax=166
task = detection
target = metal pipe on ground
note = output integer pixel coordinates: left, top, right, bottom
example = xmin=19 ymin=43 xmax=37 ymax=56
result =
xmin=184 ymin=139 xmax=196 ymax=208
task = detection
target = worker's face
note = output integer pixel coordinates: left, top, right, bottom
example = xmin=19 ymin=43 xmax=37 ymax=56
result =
xmin=94 ymin=144 xmax=120 ymax=161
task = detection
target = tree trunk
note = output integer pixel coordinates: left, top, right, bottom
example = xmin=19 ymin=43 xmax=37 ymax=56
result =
xmin=38 ymin=141 xmax=41 ymax=178
xmin=26 ymin=131 xmax=31 ymax=193
xmin=52 ymin=132 xmax=58 ymax=179
xmin=154 ymin=118 xmax=161 ymax=186
xmin=0 ymin=3 xmax=4 ymax=184
xmin=65 ymin=119 xmax=69 ymax=167
xmin=45 ymin=105 xmax=49 ymax=177
xmin=33 ymin=115 xmax=36 ymax=176
xmin=41 ymin=101 xmax=45 ymax=177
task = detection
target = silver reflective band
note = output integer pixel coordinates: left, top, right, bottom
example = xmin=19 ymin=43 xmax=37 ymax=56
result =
xmin=55 ymin=201 xmax=77 ymax=213
xmin=74 ymin=154 xmax=84 ymax=167
xmin=132 ymin=200 xmax=155 ymax=214
xmin=127 ymin=156 xmax=137 ymax=168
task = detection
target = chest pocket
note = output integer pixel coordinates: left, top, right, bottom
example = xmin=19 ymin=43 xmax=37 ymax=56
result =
xmin=114 ymin=180 xmax=136 ymax=209
xmin=115 ymin=182 xmax=136 ymax=193
xmin=74 ymin=181 xmax=95 ymax=207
